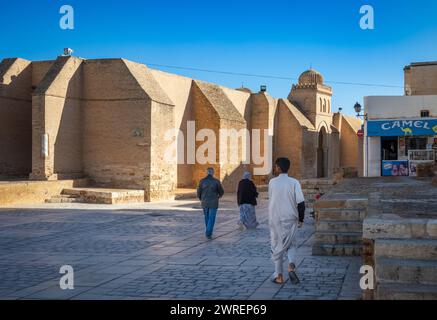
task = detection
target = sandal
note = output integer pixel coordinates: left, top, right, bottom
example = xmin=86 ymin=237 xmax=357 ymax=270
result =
xmin=288 ymin=263 xmax=300 ymax=285
xmin=272 ymin=276 xmax=284 ymax=285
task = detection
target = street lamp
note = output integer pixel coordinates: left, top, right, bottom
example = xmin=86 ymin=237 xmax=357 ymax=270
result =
xmin=354 ymin=102 xmax=367 ymax=120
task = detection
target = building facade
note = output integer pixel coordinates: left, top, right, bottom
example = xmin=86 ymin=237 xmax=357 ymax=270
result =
xmin=0 ymin=56 xmax=361 ymax=201
xmin=364 ymin=61 xmax=437 ymax=177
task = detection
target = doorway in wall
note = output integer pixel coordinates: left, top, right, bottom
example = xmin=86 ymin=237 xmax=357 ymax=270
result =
xmin=381 ymin=136 xmax=398 ymax=161
xmin=317 ymin=127 xmax=328 ymax=178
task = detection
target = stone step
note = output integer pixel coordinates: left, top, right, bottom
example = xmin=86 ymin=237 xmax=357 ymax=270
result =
xmin=316 ymin=208 xmax=366 ymax=221
xmin=45 ymin=196 xmax=86 ymax=204
xmin=62 ymin=188 xmax=145 ymax=204
xmin=314 ymin=232 xmax=363 ymax=245
xmin=50 ymin=194 xmax=81 ymax=199
xmin=376 ymin=257 xmax=437 ymax=285
xmin=314 ymin=197 xmax=368 ymax=210
xmin=301 ymin=179 xmax=335 ymax=188
xmin=312 ymin=243 xmax=363 ymax=256
xmin=316 ymin=220 xmax=363 ymax=233
xmin=303 ymin=195 xmax=317 ymax=199
xmin=376 ymin=282 xmax=437 ymax=300
xmin=375 ymin=239 xmax=437 ymax=260
xmin=174 ymin=189 xmax=197 ymax=200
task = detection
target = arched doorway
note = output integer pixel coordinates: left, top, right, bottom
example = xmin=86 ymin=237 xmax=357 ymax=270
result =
xmin=317 ymin=127 xmax=328 ymax=178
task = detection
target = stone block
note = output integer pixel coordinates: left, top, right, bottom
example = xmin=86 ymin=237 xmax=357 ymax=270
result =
xmin=314 ymin=232 xmax=363 ymax=245
xmin=376 ymin=283 xmax=437 ymax=300
xmin=374 ymin=239 xmax=437 ymax=260
xmin=316 ymin=220 xmax=363 ymax=233
xmin=316 ymin=208 xmax=366 ymax=221
xmin=376 ymin=257 xmax=437 ymax=285
xmin=312 ymin=244 xmax=363 ymax=256
xmin=0 ymin=179 xmax=89 ymax=206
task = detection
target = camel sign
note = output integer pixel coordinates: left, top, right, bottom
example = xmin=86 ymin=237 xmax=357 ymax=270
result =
xmin=367 ymin=119 xmax=437 ymax=137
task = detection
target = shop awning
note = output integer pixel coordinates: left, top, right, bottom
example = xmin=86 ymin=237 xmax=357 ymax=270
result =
xmin=367 ymin=119 xmax=437 ymax=137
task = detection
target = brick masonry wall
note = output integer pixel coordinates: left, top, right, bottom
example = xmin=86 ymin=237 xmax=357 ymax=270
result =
xmin=0 ymin=58 xmax=32 ymax=177
xmin=191 ymin=82 xmax=221 ymax=188
xmin=301 ymin=130 xmax=318 ymax=178
xmin=289 ymin=87 xmax=318 ymax=125
xmin=340 ymin=117 xmax=359 ymax=170
xmin=148 ymin=101 xmax=176 ymax=201
xmin=250 ymin=93 xmax=276 ymax=182
xmin=82 ymin=59 xmax=154 ymax=190
xmin=82 ymin=99 xmax=151 ymax=189
xmin=30 ymin=57 xmax=83 ymax=180
xmin=274 ymin=100 xmax=303 ymax=179
xmin=31 ymin=61 xmax=55 ymax=87
xmin=220 ymin=118 xmax=248 ymax=192
xmin=1 ymin=57 xmax=362 ymax=204
xmin=150 ymin=69 xmax=194 ymax=188
xmin=407 ymin=64 xmax=437 ymax=96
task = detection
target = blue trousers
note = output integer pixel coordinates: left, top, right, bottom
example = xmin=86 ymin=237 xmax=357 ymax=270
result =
xmin=203 ymin=207 xmax=218 ymax=237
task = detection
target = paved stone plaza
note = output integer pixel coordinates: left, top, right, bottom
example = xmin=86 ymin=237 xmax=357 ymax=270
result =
xmin=0 ymin=193 xmax=362 ymax=300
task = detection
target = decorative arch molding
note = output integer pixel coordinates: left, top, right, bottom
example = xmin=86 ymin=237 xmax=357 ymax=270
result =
xmin=317 ymin=121 xmax=331 ymax=134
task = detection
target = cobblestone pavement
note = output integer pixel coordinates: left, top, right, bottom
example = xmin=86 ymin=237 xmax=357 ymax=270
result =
xmin=0 ymin=193 xmax=362 ymax=300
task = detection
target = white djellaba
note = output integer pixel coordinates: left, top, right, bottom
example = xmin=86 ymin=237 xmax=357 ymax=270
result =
xmin=268 ymin=174 xmax=305 ymax=279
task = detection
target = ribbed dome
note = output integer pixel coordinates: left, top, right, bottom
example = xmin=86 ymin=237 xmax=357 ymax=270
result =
xmin=298 ymin=69 xmax=324 ymax=85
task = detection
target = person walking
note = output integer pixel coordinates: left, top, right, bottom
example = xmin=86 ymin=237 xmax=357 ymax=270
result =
xmin=237 ymin=171 xmax=259 ymax=230
xmin=269 ymin=158 xmax=306 ymax=285
xmin=197 ymin=167 xmax=224 ymax=240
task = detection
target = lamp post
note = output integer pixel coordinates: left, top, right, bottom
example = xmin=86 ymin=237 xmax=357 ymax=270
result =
xmin=354 ymin=102 xmax=367 ymax=120
xmin=354 ymin=102 xmax=368 ymax=177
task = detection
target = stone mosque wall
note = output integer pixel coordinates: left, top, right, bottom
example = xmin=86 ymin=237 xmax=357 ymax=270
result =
xmin=0 ymin=56 xmax=362 ymax=201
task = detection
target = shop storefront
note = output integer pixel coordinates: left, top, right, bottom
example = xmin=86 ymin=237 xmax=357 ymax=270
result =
xmin=367 ymin=119 xmax=437 ymax=177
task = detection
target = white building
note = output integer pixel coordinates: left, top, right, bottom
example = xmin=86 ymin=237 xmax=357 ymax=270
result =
xmin=364 ymin=62 xmax=437 ymax=177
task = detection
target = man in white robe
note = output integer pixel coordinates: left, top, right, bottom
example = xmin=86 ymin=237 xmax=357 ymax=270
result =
xmin=269 ymin=158 xmax=306 ymax=284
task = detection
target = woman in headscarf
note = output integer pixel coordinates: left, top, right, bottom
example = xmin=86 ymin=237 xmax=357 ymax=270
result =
xmin=237 ymin=171 xmax=259 ymax=230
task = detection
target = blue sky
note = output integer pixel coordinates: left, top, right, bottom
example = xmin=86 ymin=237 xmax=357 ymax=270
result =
xmin=2 ymin=0 xmax=437 ymax=115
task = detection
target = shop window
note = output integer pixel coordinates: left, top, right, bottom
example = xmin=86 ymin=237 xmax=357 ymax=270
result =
xmin=421 ymin=110 xmax=430 ymax=118
xmin=404 ymin=136 xmax=428 ymax=156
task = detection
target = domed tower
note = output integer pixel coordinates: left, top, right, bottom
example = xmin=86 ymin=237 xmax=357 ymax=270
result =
xmin=299 ymin=69 xmax=324 ymax=86
xmin=288 ymin=69 xmax=333 ymax=128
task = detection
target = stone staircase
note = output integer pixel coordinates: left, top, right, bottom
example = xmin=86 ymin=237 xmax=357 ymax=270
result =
xmin=312 ymin=196 xmax=368 ymax=256
xmin=374 ymin=238 xmax=437 ymax=299
xmin=301 ymin=179 xmax=336 ymax=212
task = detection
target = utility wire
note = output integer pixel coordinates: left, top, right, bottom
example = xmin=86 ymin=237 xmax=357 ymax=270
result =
xmin=145 ymin=62 xmax=404 ymax=89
